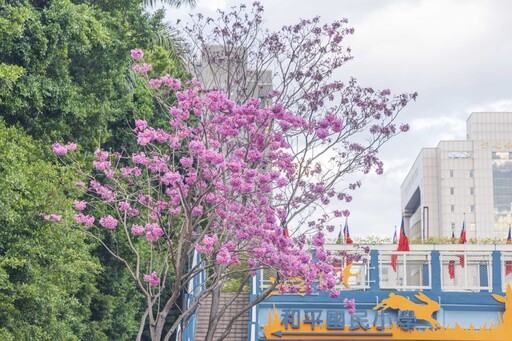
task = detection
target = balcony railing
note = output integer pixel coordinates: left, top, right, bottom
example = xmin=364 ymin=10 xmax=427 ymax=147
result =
xmin=440 ymin=251 xmax=492 ymax=292
xmin=257 ymin=244 xmax=512 ymax=294
xmin=378 ymin=251 xmax=432 ymax=291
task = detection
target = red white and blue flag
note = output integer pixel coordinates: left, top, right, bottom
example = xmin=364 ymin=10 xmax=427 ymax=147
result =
xmin=391 ymin=217 xmax=409 ymax=272
xmin=449 ymin=216 xmax=467 ymax=279
xmin=343 ymin=219 xmax=353 ymax=244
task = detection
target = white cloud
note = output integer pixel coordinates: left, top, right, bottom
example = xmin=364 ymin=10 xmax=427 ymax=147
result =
xmin=468 ymin=99 xmax=512 ymax=113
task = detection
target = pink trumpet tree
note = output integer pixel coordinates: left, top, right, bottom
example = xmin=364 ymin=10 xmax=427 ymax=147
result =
xmin=52 ymin=3 xmax=416 ymax=340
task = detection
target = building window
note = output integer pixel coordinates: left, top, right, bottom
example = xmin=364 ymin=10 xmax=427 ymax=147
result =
xmin=449 ymin=170 xmax=454 ymax=177
xmin=470 ymin=205 xmax=475 ymax=212
xmin=450 ymin=187 xmax=455 ymax=195
xmin=450 ymin=205 xmax=455 ymax=212
xmin=469 ymin=170 xmax=474 ymax=177
xmin=470 ymin=187 xmax=474 ymax=195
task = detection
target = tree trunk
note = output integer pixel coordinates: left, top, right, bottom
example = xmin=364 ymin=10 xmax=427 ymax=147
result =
xmin=204 ymin=286 xmax=221 ymax=341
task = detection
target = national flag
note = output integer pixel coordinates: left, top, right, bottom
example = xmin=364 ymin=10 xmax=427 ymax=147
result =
xmin=391 ymin=217 xmax=409 ymax=272
xmin=458 ymin=218 xmax=467 ymax=267
xmin=459 ymin=219 xmax=467 ymax=244
xmin=336 ymin=226 xmax=343 ymax=244
xmin=507 ymin=224 xmax=512 ymax=244
xmin=343 ymin=219 xmax=353 ymax=244
xmin=392 ymin=226 xmax=397 ymax=244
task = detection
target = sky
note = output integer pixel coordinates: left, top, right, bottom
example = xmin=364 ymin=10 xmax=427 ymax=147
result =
xmin=163 ymin=0 xmax=512 ymax=238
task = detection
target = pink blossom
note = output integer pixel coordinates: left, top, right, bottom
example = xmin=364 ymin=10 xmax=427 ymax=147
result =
xmin=148 ymin=78 xmax=163 ymax=88
xmin=39 ymin=213 xmax=62 ymax=222
xmin=191 ymin=206 xmax=203 ymax=216
xmin=75 ymin=181 xmax=85 ymax=187
xmin=145 ymin=224 xmax=164 ymax=242
xmin=169 ymin=207 xmax=181 ymax=216
xmin=99 ymin=215 xmax=118 ymax=229
xmin=75 ymin=213 xmax=95 ymax=227
xmin=51 ymin=214 xmax=62 ymax=221
xmin=216 ymin=247 xmax=231 ymax=266
xmin=119 ymin=201 xmax=131 ymax=211
xmin=180 ymin=157 xmax=193 ymax=168
xmin=329 ymin=290 xmax=340 ymax=298
xmin=276 ymin=177 xmax=287 ymax=187
xmin=316 ymin=128 xmax=329 ymax=139
xmin=93 ymin=160 xmax=111 ymax=170
xmin=143 ymin=272 xmax=160 ymax=286
xmin=73 ymin=200 xmax=87 ymax=210
xmin=66 ymin=142 xmax=77 ymax=151
xmin=132 ymin=152 xmax=150 ymax=165
xmin=131 ymin=48 xmax=144 ymax=60
xmin=134 ymin=119 xmax=148 ymax=132
xmin=51 ymin=143 xmax=68 ymax=155
xmin=104 ymin=169 xmax=114 ymax=179
xmin=197 ymin=234 xmax=218 ymax=254
xmin=131 ymin=224 xmax=145 ymax=236
xmin=400 ymin=123 xmax=410 ymax=132
xmin=94 ymin=149 xmax=109 ymax=161
xmin=344 ymin=298 xmax=356 ymax=314
xmin=161 ymin=75 xmax=181 ymax=90
xmin=312 ymin=232 xmax=325 ymax=247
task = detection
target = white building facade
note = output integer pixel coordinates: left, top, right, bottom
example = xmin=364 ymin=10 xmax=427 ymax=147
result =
xmin=401 ymin=112 xmax=512 ymax=241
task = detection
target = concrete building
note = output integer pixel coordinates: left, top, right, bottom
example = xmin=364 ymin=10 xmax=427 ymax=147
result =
xmin=189 ymin=45 xmax=273 ymax=104
xmin=401 ymin=112 xmax=512 ymax=241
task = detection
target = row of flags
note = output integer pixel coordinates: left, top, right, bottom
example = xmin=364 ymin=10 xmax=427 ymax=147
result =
xmin=284 ymin=217 xmax=512 ymax=257
xmin=330 ymin=216 xmax=512 ymax=277
xmin=281 ymin=217 xmax=512 ymax=282
xmin=334 ymin=218 xmax=512 ymax=245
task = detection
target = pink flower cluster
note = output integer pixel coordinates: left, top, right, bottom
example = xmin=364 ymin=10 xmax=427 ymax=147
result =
xmin=75 ymin=213 xmax=95 ymax=227
xmin=131 ymin=48 xmax=144 ymax=60
xmin=39 ymin=213 xmax=62 ymax=222
xmin=99 ymin=215 xmax=118 ymax=229
xmin=343 ymin=298 xmax=356 ymax=314
xmin=132 ymin=63 xmax=151 ymax=74
xmin=195 ymin=234 xmax=218 ymax=254
xmin=143 ymin=272 xmax=160 ymax=286
xmin=131 ymin=224 xmax=144 ymax=236
xmin=145 ymin=223 xmax=164 ymax=242
xmin=73 ymin=200 xmax=87 ymax=210
xmin=51 ymin=142 xmax=77 ymax=155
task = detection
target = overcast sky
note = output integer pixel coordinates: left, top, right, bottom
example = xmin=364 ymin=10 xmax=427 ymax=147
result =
xmin=164 ymin=0 xmax=512 ymax=239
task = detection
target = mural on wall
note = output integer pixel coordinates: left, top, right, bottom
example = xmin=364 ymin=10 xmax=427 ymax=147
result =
xmin=263 ymin=285 xmax=512 ymax=340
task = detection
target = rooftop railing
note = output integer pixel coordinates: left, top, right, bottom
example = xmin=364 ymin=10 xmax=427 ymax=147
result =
xmin=257 ymin=244 xmax=512 ymax=294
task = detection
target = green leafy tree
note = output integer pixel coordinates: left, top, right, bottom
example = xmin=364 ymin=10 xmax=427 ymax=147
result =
xmin=0 ymin=0 xmax=190 ymax=339
xmin=0 ymin=0 xmax=186 ymax=150
xmin=0 ymin=121 xmax=99 ymax=340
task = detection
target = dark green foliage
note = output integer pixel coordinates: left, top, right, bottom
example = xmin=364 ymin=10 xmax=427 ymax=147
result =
xmin=0 ymin=0 xmax=184 ymax=150
xmin=0 ymin=0 xmax=189 ymax=339
xmin=0 ymin=121 xmax=98 ymax=340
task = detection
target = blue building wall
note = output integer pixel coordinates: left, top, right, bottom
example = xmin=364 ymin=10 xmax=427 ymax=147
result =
xmin=248 ymin=246 xmax=512 ymax=341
